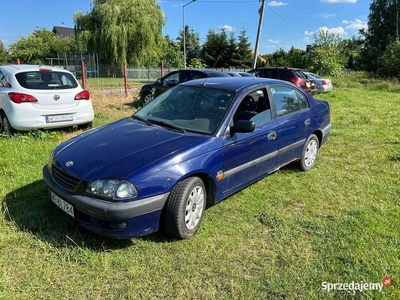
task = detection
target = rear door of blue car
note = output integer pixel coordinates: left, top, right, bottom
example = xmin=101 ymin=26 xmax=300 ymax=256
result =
xmin=268 ymin=85 xmax=313 ymax=166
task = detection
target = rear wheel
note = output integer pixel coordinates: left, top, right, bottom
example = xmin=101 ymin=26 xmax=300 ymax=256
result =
xmin=0 ymin=113 xmax=15 ymax=136
xmin=77 ymin=122 xmax=93 ymax=130
xmin=163 ymin=177 xmax=206 ymax=239
xmin=298 ymin=134 xmax=319 ymax=171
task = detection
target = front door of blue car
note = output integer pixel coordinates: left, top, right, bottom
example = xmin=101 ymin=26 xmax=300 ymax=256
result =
xmin=221 ymin=89 xmax=279 ymax=197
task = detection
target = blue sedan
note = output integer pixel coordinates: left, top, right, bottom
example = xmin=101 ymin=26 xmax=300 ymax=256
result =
xmin=43 ymin=77 xmax=332 ymax=239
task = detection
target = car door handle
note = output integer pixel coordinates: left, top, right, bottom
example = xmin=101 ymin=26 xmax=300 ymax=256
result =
xmin=267 ymin=131 xmax=277 ymax=140
xmin=304 ymin=118 xmax=311 ymax=126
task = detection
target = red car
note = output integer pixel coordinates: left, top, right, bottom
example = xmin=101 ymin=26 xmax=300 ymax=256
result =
xmin=247 ymin=67 xmax=317 ymax=95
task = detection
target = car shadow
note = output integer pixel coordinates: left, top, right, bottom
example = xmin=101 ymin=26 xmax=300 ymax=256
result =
xmin=2 ymin=180 xmax=174 ymax=251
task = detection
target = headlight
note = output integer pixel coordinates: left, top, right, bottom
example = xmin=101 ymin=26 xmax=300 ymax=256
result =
xmin=86 ymin=179 xmax=138 ymax=200
xmin=48 ymin=149 xmax=55 ymax=169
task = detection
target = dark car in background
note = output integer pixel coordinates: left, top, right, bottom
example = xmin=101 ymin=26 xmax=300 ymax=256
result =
xmin=247 ymin=67 xmax=317 ymax=95
xmin=139 ymin=69 xmax=230 ymax=104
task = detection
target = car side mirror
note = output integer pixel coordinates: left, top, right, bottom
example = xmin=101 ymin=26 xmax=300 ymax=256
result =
xmin=230 ymin=120 xmax=255 ymax=135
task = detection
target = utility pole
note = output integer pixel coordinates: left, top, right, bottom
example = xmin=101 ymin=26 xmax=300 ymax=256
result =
xmin=183 ymin=0 xmax=196 ymax=69
xmin=252 ymin=0 xmax=266 ymax=69
xmin=396 ymin=0 xmax=399 ymax=40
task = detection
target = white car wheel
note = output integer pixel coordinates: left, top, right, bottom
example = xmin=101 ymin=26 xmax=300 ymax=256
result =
xmin=163 ymin=177 xmax=206 ymax=239
xmin=299 ymin=134 xmax=319 ymax=171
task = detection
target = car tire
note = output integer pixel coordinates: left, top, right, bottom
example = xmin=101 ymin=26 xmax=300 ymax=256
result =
xmin=298 ymin=133 xmax=319 ymax=171
xmin=142 ymin=92 xmax=154 ymax=105
xmin=77 ymin=122 xmax=93 ymax=130
xmin=0 ymin=113 xmax=15 ymax=136
xmin=163 ymin=177 xmax=206 ymax=239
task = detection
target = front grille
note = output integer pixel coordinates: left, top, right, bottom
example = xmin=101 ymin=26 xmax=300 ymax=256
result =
xmin=52 ymin=163 xmax=81 ymax=191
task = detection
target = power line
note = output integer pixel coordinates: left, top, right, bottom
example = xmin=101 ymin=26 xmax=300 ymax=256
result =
xmin=266 ymin=5 xmax=304 ymax=36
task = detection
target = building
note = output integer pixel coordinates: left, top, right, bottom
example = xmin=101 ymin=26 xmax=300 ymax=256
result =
xmin=52 ymin=26 xmax=75 ymax=38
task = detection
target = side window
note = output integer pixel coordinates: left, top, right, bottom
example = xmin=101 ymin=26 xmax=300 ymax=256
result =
xmin=278 ymin=70 xmax=291 ymax=80
xmin=297 ymin=91 xmax=309 ymax=109
xmin=0 ymin=71 xmax=10 ymax=88
xmin=270 ymin=86 xmax=304 ymax=117
xmin=262 ymin=69 xmax=279 ymax=79
xmin=163 ymin=72 xmax=180 ymax=85
xmin=233 ymin=89 xmax=272 ymax=126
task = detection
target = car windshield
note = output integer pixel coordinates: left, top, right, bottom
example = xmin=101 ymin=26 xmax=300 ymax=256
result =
xmin=15 ymin=71 xmax=79 ymax=90
xmin=135 ymin=85 xmax=235 ymax=135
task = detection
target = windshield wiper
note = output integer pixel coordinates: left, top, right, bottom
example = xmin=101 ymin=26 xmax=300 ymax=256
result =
xmin=152 ymin=120 xmax=186 ymax=133
xmin=132 ymin=115 xmax=153 ymax=126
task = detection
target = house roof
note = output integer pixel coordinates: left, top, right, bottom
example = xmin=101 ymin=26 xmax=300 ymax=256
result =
xmin=52 ymin=26 xmax=75 ymax=38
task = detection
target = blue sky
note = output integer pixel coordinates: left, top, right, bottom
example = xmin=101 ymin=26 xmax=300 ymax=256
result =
xmin=0 ymin=0 xmax=369 ymax=54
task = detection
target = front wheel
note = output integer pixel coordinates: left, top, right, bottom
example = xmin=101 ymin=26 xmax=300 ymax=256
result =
xmin=163 ymin=177 xmax=206 ymax=239
xmin=298 ymin=134 xmax=319 ymax=171
xmin=142 ymin=92 xmax=154 ymax=105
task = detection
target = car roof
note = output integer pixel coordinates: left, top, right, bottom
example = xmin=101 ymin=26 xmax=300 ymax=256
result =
xmin=0 ymin=64 xmax=69 ymax=74
xmin=249 ymin=66 xmax=302 ymax=71
xmin=196 ymin=69 xmax=231 ymax=77
xmin=179 ymin=76 xmax=286 ymax=92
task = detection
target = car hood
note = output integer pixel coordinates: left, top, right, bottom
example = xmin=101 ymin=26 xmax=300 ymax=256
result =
xmin=53 ymin=118 xmax=209 ymax=179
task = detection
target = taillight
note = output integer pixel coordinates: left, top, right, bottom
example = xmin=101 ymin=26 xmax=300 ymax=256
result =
xmin=8 ymin=92 xmax=38 ymax=104
xmin=75 ymin=90 xmax=90 ymax=100
xmin=322 ymin=80 xmax=327 ymax=85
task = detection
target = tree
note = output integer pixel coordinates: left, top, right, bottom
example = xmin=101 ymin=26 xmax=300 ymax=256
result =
xmin=8 ymin=28 xmax=76 ymax=64
xmin=201 ymin=29 xmax=230 ymax=68
xmin=309 ymin=29 xmax=346 ymax=76
xmin=378 ymin=40 xmax=400 ymax=78
xmin=74 ymin=0 xmax=165 ymax=66
xmin=341 ymin=36 xmax=363 ymax=70
xmin=235 ymin=29 xmax=253 ymax=68
xmin=287 ymin=47 xmax=308 ymax=69
xmin=359 ymin=0 xmax=399 ymax=73
xmin=176 ymin=25 xmax=201 ymax=67
xmin=161 ymin=35 xmax=183 ymax=68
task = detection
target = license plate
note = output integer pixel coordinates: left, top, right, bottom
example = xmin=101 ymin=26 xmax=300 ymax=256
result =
xmin=45 ymin=114 xmax=74 ymax=123
xmin=50 ymin=190 xmax=74 ymax=218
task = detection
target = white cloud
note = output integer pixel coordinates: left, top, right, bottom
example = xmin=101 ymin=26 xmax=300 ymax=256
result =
xmin=321 ymin=0 xmax=357 ymax=3
xmin=267 ymin=1 xmax=289 ymax=7
xmin=342 ymin=19 xmax=368 ymax=30
xmin=268 ymin=39 xmax=281 ymax=43
xmin=315 ymin=13 xmax=336 ymax=19
xmin=304 ymin=31 xmax=314 ymax=36
xmin=319 ymin=26 xmax=347 ymax=35
xmin=219 ymin=25 xmax=235 ymax=32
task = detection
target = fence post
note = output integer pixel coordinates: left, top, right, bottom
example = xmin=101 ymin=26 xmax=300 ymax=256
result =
xmin=124 ymin=61 xmax=128 ymax=98
xmin=161 ymin=61 xmax=164 ymax=78
xmin=81 ymin=61 xmax=87 ymax=89
xmin=16 ymin=59 xmax=20 ymax=65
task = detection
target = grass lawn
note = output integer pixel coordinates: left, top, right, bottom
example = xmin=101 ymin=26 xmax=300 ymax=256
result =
xmin=0 ymin=73 xmax=399 ymax=299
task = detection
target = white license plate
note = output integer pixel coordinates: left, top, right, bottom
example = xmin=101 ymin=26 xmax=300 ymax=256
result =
xmin=50 ymin=190 xmax=74 ymax=218
xmin=45 ymin=114 xmax=74 ymax=123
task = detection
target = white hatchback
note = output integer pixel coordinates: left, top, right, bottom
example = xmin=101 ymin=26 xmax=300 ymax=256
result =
xmin=0 ymin=64 xmax=94 ymax=135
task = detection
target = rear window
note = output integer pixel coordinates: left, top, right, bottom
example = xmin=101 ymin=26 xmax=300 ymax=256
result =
xmin=15 ymin=71 xmax=79 ymax=90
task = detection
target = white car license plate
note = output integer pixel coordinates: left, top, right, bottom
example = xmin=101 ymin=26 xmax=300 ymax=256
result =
xmin=45 ymin=114 xmax=74 ymax=123
xmin=50 ymin=190 xmax=74 ymax=218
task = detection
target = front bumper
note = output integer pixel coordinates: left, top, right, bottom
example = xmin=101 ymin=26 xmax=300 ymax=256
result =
xmin=42 ymin=166 xmax=169 ymax=239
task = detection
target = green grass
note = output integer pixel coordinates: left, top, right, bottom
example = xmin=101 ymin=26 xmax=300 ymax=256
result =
xmin=0 ymin=73 xmax=399 ymax=299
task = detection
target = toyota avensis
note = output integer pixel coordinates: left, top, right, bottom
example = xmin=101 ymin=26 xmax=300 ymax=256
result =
xmin=43 ymin=77 xmax=331 ymax=240
xmin=0 ymin=64 xmax=94 ymax=135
